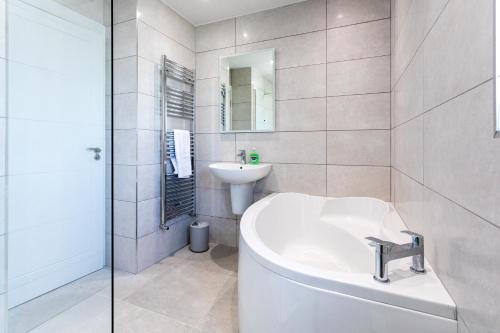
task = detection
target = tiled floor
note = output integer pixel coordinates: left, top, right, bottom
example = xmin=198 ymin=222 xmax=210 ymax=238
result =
xmin=8 ymin=269 xmax=112 ymax=333
xmin=114 ymin=244 xmax=239 ymax=333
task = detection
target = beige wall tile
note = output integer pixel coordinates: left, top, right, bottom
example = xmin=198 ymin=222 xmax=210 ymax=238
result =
xmin=327 ymin=130 xmax=390 ymax=166
xmin=327 ymin=0 xmax=390 ymax=28
xmin=236 ymin=31 xmax=326 ymax=69
xmin=255 ymin=164 xmax=327 ymax=196
xmin=327 ymin=165 xmax=390 ymax=201
xmin=423 ymin=0 xmax=493 ymax=111
xmin=276 ymin=64 xmax=326 ymax=100
xmin=392 ymin=116 xmax=423 ymax=182
xmin=276 ymin=98 xmax=326 ymax=131
xmin=196 ymin=19 xmax=235 ymax=53
xmin=327 ymin=56 xmax=390 ymax=96
xmin=235 ymin=0 xmax=326 ymax=45
xmin=424 ymin=81 xmax=500 ymax=227
xmin=236 ymin=132 xmax=326 ymax=164
xmin=327 ymin=93 xmax=390 ymax=130
xmin=327 ymin=19 xmax=390 ymax=62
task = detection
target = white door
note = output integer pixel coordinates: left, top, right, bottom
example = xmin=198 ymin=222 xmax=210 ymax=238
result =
xmin=7 ymin=0 xmax=106 ymax=308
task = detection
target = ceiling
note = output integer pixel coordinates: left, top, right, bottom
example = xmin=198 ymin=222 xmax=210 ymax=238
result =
xmin=160 ymin=0 xmax=307 ymax=26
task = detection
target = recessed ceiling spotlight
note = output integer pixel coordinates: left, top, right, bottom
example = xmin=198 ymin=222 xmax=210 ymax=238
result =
xmin=270 ymin=60 xmax=274 ymax=65
xmin=243 ymin=32 xmax=248 ymax=38
xmin=137 ymin=11 xmax=142 ymax=18
xmin=337 ymin=14 xmax=343 ymax=19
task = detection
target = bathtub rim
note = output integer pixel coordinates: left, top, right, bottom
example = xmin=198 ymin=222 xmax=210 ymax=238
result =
xmin=239 ymin=192 xmax=456 ymax=320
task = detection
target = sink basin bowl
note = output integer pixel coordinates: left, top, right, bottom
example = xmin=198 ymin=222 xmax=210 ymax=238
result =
xmin=208 ymin=163 xmax=272 ymax=185
xmin=209 ymin=163 xmax=272 ymax=215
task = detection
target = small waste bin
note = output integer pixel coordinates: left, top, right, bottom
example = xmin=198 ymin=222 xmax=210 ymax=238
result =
xmin=190 ymin=221 xmax=209 ymax=253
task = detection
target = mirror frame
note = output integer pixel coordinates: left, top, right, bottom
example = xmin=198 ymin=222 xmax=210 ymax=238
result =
xmin=495 ymin=0 xmax=500 ymax=138
xmin=218 ymin=48 xmax=276 ymax=133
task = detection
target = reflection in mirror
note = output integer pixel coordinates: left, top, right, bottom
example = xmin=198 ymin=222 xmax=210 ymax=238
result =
xmin=220 ymin=49 xmax=275 ymax=132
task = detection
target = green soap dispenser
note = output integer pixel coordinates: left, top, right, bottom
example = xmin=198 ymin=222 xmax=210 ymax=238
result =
xmin=249 ymin=148 xmax=260 ymax=165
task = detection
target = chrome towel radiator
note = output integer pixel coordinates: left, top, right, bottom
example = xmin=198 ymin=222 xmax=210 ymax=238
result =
xmin=160 ymin=56 xmax=196 ymax=229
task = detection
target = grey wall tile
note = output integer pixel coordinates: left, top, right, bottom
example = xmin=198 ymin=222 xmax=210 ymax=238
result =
xmin=196 ymin=78 xmax=219 ymax=106
xmin=276 ymin=98 xmax=326 ymax=131
xmin=113 ymin=130 xmax=137 ymax=165
xmin=195 ymin=106 xmax=220 ymax=134
xmin=0 ymin=119 xmax=4 ymax=176
xmin=327 ymin=93 xmax=390 ymax=130
xmin=327 ymin=19 xmax=390 ymax=62
xmin=327 ymin=165 xmax=390 ymax=201
xmin=113 ymin=57 xmax=137 ymax=94
xmin=327 ymin=130 xmax=390 ymax=166
xmin=236 ymin=31 xmax=326 ymax=69
xmin=0 ymin=177 xmax=5 ymax=236
xmin=113 ymin=0 xmax=137 ymax=24
xmin=195 ymin=134 xmax=236 ymax=162
xmin=255 ymin=164 xmax=327 ymax=196
xmin=137 ymin=197 xmax=161 ymax=237
xmin=199 ymin=215 xmax=238 ymax=247
xmin=0 ymin=0 xmax=5 ymax=59
xmin=137 ymin=21 xmax=195 ymax=69
xmin=196 ymin=19 xmax=235 ymax=53
xmin=114 ymin=235 xmax=137 ymax=273
xmin=276 ymin=64 xmax=326 ymax=100
xmin=114 ymin=200 xmax=137 ymax=238
xmin=392 ymin=0 xmax=449 ymax=85
xmin=392 ymin=116 xmax=423 ymax=182
xmin=196 ymin=160 xmax=229 ymax=190
xmin=137 ymin=164 xmax=161 ymax=201
xmin=327 ymin=0 xmax=390 ymax=28
xmin=392 ymin=169 xmax=424 ymax=232
xmin=424 ymin=81 xmax=500 ymax=227
xmin=113 ymin=19 xmax=137 ymax=59
xmin=327 ymin=56 xmax=390 ymax=96
xmin=423 ymin=189 xmax=500 ymax=333
xmin=0 ymin=59 xmax=5 ymax=117
xmin=137 ymin=57 xmax=160 ymax=97
xmin=392 ymin=48 xmax=423 ymax=127
xmin=196 ymin=47 xmax=235 ymax=80
xmin=235 ymin=0 xmax=326 ymax=45
xmin=236 ymin=131 xmax=326 ymax=164
xmin=137 ymin=93 xmax=160 ymax=130
xmin=423 ymin=0 xmax=493 ymax=111
xmin=0 ymin=235 xmax=4 ymax=293
xmin=137 ymin=130 xmax=160 ymax=165
xmin=197 ymin=188 xmax=235 ymax=219
xmin=114 ymin=93 xmax=137 ymax=129
xmin=114 ymin=165 xmax=137 ymax=202
xmin=137 ymin=0 xmax=195 ymax=51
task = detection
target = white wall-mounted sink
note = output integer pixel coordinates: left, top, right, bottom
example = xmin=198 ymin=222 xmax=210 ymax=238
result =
xmin=209 ymin=163 xmax=272 ymax=214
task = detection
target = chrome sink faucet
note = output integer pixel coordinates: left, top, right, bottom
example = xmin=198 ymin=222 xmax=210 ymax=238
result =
xmin=237 ymin=149 xmax=247 ymax=164
xmin=366 ymin=230 xmax=425 ymax=283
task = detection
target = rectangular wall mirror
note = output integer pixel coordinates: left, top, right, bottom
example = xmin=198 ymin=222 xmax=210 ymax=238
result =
xmin=220 ymin=49 xmax=275 ymax=133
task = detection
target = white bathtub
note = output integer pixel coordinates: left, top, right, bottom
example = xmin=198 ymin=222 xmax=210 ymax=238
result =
xmin=239 ymin=193 xmax=457 ymax=333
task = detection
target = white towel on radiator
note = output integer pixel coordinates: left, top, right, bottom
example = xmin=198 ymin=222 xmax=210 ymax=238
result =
xmin=172 ymin=129 xmax=192 ymax=178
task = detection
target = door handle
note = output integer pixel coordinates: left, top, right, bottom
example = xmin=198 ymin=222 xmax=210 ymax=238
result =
xmin=87 ymin=147 xmax=102 ymax=160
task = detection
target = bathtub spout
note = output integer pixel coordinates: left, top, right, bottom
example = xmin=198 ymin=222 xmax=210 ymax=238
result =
xmin=366 ymin=230 xmax=425 ymax=283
